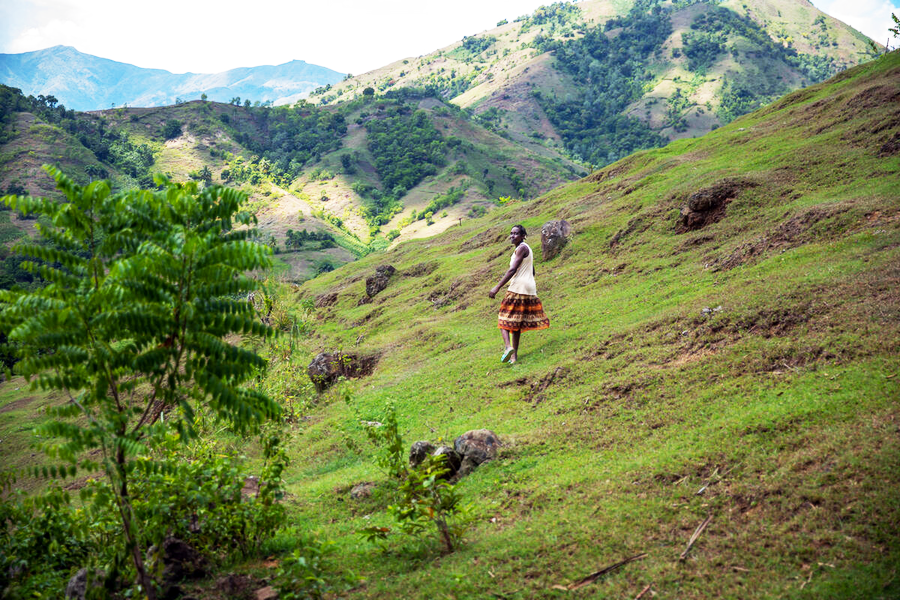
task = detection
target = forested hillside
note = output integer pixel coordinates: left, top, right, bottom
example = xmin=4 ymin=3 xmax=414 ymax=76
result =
xmin=0 ymin=84 xmax=581 ymax=281
xmin=316 ymin=0 xmax=877 ymax=166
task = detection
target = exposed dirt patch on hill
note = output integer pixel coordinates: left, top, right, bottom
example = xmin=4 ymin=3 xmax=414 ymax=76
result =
xmin=0 ymin=396 xmax=36 ymax=414
xmin=714 ymin=203 xmax=851 ymax=270
xmin=676 ymin=178 xmax=758 ymax=233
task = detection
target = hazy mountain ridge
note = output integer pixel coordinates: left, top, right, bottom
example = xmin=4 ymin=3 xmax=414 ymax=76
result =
xmin=0 ymin=46 xmax=347 ymax=111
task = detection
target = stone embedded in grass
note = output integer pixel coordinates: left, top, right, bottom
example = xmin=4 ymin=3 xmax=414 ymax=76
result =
xmin=677 ymin=178 xmax=757 ymax=232
xmin=433 ymin=446 xmax=462 ymax=478
xmin=540 ymin=219 xmax=572 ymax=260
xmin=65 ymin=568 xmax=106 ymax=600
xmin=365 ymin=265 xmax=396 ymax=297
xmin=315 ymin=292 xmax=337 ymax=307
xmin=307 ymin=351 xmax=379 ymax=392
xmin=409 ymin=441 xmax=436 ymax=467
xmin=146 ymin=537 xmax=207 ymax=598
xmin=350 ymin=482 xmax=376 ymax=499
xmin=454 ymin=429 xmax=502 ymax=467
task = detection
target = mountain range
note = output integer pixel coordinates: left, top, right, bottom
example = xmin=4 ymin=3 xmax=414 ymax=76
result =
xmin=0 ymin=45 xmax=347 ymax=111
xmin=314 ymin=0 xmax=878 ymax=165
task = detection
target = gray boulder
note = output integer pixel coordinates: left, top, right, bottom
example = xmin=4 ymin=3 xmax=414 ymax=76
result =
xmin=65 ymin=568 xmax=105 ymax=600
xmin=146 ymin=537 xmax=207 ymax=587
xmin=350 ymin=482 xmax=376 ymax=499
xmin=454 ymin=429 xmax=502 ymax=466
xmin=365 ymin=265 xmax=396 ymax=297
xmin=540 ymin=220 xmax=572 ymax=260
xmin=307 ymin=352 xmax=379 ymax=392
xmin=432 ymin=446 xmax=462 ymax=478
xmin=409 ymin=441 xmax=436 ymax=467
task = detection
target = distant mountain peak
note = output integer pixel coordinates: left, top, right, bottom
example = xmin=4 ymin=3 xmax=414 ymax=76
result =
xmin=0 ymin=47 xmax=345 ymax=110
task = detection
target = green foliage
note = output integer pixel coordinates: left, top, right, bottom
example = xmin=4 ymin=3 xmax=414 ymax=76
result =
xmin=284 ymin=228 xmax=336 ymax=250
xmin=533 ymin=0 xmax=671 ymax=166
xmin=448 ymin=35 xmax=497 ymax=60
xmin=416 ymin=187 xmax=465 ymax=221
xmin=0 ymin=85 xmax=155 ymax=183
xmin=274 ymin=535 xmax=359 ymax=600
xmin=361 ymin=403 xmax=406 ymax=480
xmin=358 ymin=404 xmax=470 ymax=554
xmin=681 ymin=31 xmax=725 ymax=72
xmin=132 ymin=430 xmax=288 ymax=557
xmin=366 ymin=107 xmax=447 ymax=193
xmin=518 ymin=1 xmax=581 ymax=35
xmin=0 ymin=166 xmax=278 ymax=598
xmin=162 ymin=119 xmax=182 ymax=140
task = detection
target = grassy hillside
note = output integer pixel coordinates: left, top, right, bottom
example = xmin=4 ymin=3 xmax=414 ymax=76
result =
xmin=244 ymin=52 xmax=897 ymax=597
xmin=315 ymin=0 xmax=878 ymax=167
xmin=1 ymin=49 xmax=896 ymax=600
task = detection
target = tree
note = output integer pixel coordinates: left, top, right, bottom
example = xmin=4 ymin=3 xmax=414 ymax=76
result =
xmin=163 ymin=119 xmax=182 ymax=140
xmin=201 ymin=92 xmax=208 ymax=101
xmin=0 ymin=166 xmax=278 ymax=598
xmin=362 ymin=87 xmax=375 ymax=97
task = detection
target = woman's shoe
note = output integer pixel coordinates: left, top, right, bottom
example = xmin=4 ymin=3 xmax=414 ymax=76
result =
xmin=501 ymin=347 xmax=514 ymax=362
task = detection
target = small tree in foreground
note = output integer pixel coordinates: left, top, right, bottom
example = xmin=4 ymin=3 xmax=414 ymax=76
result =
xmin=0 ymin=166 xmax=279 ymax=598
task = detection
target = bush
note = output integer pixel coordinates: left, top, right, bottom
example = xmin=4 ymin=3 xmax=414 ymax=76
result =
xmin=162 ymin=119 xmax=182 ymax=139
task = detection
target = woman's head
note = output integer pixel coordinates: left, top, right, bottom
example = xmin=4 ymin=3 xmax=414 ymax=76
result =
xmin=509 ymin=225 xmax=527 ymax=246
xmin=512 ymin=224 xmax=526 ymax=238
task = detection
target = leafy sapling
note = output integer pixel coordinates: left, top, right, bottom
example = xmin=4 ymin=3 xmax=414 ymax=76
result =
xmin=0 ymin=166 xmax=279 ymax=598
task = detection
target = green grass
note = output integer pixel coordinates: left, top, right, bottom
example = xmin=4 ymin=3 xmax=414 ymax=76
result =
xmin=253 ymin=53 xmax=900 ymax=598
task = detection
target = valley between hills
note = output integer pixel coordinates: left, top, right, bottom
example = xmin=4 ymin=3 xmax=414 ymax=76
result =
xmin=0 ymin=0 xmax=898 ymax=598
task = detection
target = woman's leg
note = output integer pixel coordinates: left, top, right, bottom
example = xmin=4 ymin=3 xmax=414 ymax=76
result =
xmin=510 ymin=330 xmax=521 ymax=362
xmin=501 ymin=328 xmax=512 ymax=350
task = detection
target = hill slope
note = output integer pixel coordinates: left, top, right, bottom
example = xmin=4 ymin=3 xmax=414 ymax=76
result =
xmin=314 ymin=0 xmax=878 ymax=167
xmin=0 ymin=87 xmax=581 ymax=280
xmin=0 ymin=46 xmax=347 ymax=110
xmin=263 ymin=52 xmax=899 ymax=597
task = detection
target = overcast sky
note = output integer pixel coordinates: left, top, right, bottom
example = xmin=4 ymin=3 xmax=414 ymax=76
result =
xmin=1 ymin=0 xmax=897 ymax=75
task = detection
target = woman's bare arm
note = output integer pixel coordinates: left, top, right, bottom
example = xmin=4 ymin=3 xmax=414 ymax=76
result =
xmin=489 ymin=245 xmax=528 ymax=298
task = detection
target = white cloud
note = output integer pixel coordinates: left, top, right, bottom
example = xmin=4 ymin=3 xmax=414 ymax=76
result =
xmin=814 ymin=0 xmax=899 ymax=45
xmin=1 ymin=0 xmax=550 ymax=75
xmin=6 ymin=0 xmax=896 ymax=75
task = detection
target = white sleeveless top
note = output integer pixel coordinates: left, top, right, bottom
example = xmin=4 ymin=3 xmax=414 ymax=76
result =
xmin=507 ymin=242 xmax=537 ymax=296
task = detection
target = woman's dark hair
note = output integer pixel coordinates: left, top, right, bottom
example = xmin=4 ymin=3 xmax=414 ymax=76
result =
xmin=513 ymin=224 xmax=527 ymax=237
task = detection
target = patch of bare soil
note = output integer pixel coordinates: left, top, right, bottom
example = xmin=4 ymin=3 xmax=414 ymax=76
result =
xmin=403 ymin=261 xmax=439 ymax=277
xmin=676 ymin=178 xmax=758 ymax=233
xmin=610 ymin=215 xmax=651 ymax=248
xmin=459 ymin=226 xmax=509 ymax=253
xmin=526 ymin=367 xmax=569 ymax=406
xmin=0 ymin=396 xmax=35 ymax=414
xmin=879 ymin=132 xmax=900 ymax=157
xmin=715 ymin=204 xmax=849 ymax=270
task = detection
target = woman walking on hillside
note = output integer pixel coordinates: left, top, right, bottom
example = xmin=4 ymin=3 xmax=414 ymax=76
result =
xmin=488 ymin=225 xmax=549 ymax=364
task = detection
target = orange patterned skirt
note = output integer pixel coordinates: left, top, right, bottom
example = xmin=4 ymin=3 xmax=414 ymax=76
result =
xmin=498 ymin=291 xmax=550 ymax=332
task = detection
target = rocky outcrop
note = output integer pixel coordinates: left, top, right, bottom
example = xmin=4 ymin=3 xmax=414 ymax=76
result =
xmin=409 ymin=441 xmax=436 ymax=467
xmin=454 ymin=429 xmax=502 ymax=476
xmin=350 ymin=482 xmax=376 ymax=499
xmin=365 ymin=265 xmax=396 ymax=297
xmin=146 ymin=537 xmax=207 ymax=599
xmin=307 ymin=351 xmax=379 ymax=392
xmin=678 ymin=179 xmax=757 ymax=232
xmin=408 ymin=430 xmax=502 ymax=479
xmin=540 ymin=220 xmax=572 ymax=260
xmin=65 ymin=568 xmax=106 ymax=600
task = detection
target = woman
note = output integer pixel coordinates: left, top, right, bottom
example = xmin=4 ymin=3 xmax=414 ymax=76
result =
xmin=488 ymin=224 xmax=550 ymax=364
